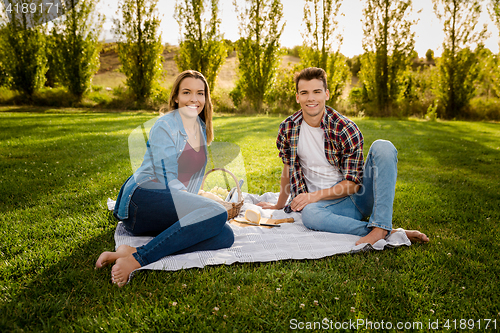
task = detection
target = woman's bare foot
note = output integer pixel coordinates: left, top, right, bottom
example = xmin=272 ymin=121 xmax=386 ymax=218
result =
xmin=111 ymin=255 xmax=141 ymax=287
xmin=404 ymin=230 xmax=429 ymax=243
xmin=355 ymin=227 xmax=388 ymax=245
xmin=95 ymin=245 xmax=137 ymax=269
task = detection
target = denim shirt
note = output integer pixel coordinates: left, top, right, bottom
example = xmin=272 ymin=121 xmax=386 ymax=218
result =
xmin=114 ymin=110 xmax=208 ymax=220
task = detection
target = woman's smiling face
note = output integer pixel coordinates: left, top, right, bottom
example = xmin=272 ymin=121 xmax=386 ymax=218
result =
xmin=176 ymin=77 xmax=206 ymax=118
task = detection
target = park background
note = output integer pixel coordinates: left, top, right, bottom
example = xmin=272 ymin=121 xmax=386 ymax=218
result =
xmin=1 ymin=0 xmax=500 ymax=119
xmin=1 ymin=0 xmax=500 ymax=332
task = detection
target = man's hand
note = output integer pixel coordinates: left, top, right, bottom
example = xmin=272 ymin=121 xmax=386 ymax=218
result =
xmin=256 ymin=202 xmax=283 ymax=210
xmin=290 ymin=192 xmax=319 ymax=212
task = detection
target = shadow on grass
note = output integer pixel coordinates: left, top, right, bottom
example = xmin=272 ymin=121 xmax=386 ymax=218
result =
xmin=212 ymin=115 xmax=283 ymax=143
xmin=0 ymin=220 xmax=118 ymax=331
xmin=0 ymin=112 xmax=155 ymax=215
xmin=0 ymin=223 xmax=416 ymax=332
xmin=1 ymin=114 xmax=499 ymax=330
xmin=360 ymin=120 xmax=500 ymax=183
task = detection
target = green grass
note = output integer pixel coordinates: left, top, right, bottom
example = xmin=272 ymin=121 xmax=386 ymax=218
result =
xmin=0 ymin=107 xmax=499 ymax=332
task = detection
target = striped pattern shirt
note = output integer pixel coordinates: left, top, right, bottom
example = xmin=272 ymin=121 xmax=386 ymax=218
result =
xmin=276 ymin=106 xmax=364 ymax=213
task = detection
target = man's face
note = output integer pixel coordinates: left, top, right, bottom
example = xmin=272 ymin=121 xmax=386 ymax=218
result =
xmin=296 ymin=79 xmax=330 ymax=119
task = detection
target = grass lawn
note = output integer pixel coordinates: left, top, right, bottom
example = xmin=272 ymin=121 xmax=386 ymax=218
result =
xmin=0 ymin=107 xmax=499 ymax=332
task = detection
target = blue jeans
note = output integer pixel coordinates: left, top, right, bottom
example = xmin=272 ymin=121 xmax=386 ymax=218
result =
xmin=302 ymin=140 xmax=398 ymax=236
xmin=115 ymin=181 xmax=234 ymax=266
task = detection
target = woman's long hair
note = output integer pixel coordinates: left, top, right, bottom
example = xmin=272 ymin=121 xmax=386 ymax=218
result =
xmin=160 ymin=70 xmax=214 ymax=145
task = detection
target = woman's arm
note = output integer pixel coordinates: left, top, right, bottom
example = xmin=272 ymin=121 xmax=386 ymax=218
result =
xmin=149 ymin=119 xmax=187 ymax=191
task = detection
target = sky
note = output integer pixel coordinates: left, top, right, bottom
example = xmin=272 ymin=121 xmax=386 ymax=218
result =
xmin=93 ymin=0 xmax=498 ymax=57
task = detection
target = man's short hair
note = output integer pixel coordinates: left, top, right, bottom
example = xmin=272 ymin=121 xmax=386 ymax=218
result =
xmin=294 ymin=67 xmax=328 ymax=92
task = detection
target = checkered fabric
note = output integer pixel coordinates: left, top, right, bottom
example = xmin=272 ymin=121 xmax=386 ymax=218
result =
xmin=276 ymin=106 xmax=364 ymax=213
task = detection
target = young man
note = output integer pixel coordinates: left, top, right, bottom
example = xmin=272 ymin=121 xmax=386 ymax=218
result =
xmin=258 ymin=67 xmax=428 ymax=245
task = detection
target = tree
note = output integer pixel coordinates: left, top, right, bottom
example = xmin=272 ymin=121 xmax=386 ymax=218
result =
xmin=489 ymin=0 xmax=500 ymax=35
xmin=175 ymin=0 xmax=227 ymax=89
xmin=231 ymin=0 xmax=285 ymax=112
xmin=476 ymin=48 xmax=498 ymax=99
xmin=488 ymin=1 xmax=500 ymax=98
xmin=300 ymin=0 xmax=350 ymax=103
xmin=425 ymin=49 xmax=434 ymax=62
xmin=51 ymin=0 xmax=104 ymax=99
xmin=0 ymin=8 xmax=47 ymax=97
xmin=114 ymin=0 xmax=164 ymax=102
xmin=359 ymin=0 xmax=416 ymax=116
xmin=432 ymin=0 xmax=487 ymax=118
xmin=0 ymin=13 xmax=7 ymax=87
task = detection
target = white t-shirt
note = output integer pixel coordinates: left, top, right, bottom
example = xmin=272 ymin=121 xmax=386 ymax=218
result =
xmin=297 ymin=121 xmax=343 ymax=192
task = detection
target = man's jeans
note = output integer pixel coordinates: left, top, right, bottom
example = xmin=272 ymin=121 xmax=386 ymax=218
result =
xmin=116 ymin=182 xmax=234 ymax=267
xmin=302 ymin=140 xmax=398 ymax=236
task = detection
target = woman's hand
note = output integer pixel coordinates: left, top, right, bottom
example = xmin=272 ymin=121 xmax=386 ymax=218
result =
xmin=256 ymin=202 xmax=282 ymax=210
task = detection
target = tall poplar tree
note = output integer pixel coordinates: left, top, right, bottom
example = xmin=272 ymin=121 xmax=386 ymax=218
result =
xmin=175 ymin=0 xmax=227 ymax=89
xmin=231 ymin=0 xmax=285 ymax=112
xmin=432 ymin=0 xmax=487 ymax=118
xmin=51 ymin=0 xmax=104 ymax=100
xmin=487 ymin=0 xmax=500 ymax=98
xmin=489 ymin=0 xmax=500 ymax=34
xmin=0 ymin=12 xmax=6 ymax=87
xmin=114 ymin=0 xmax=164 ymax=102
xmin=301 ymin=0 xmax=349 ymax=103
xmin=359 ymin=0 xmax=415 ymax=116
xmin=0 ymin=8 xmax=47 ymax=97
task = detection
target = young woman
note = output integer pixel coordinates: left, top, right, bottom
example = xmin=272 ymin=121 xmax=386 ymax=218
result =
xmin=96 ymin=70 xmax=234 ymax=287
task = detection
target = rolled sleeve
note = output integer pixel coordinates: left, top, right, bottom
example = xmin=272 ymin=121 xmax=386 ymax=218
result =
xmin=277 ymin=122 xmax=291 ymax=165
xmin=340 ymin=124 xmax=364 ymax=184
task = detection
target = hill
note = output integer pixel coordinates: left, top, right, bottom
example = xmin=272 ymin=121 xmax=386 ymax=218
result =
xmin=93 ymin=43 xmax=300 ymax=91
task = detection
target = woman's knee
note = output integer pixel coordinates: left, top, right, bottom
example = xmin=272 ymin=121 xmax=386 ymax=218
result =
xmin=211 ymin=201 xmax=229 ymax=225
xmin=217 ymin=223 xmax=235 ymax=249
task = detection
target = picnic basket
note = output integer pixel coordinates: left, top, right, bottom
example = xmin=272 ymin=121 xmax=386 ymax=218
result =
xmin=201 ymin=168 xmax=244 ymax=220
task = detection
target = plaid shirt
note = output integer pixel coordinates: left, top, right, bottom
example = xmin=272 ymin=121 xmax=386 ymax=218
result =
xmin=276 ymin=106 xmax=364 ymax=213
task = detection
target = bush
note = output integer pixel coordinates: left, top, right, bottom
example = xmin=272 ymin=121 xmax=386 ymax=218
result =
xmin=348 ymin=87 xmax=365 ymax=107
xmin=334 ymin=97 xmax=364 ymax=118
xmin=229 ymin=82 xmax=245 ymax=109
xmin=212 ymin=88 xmax=235 ymax=113
xmin=0 ymin=86 xmax=16 ymax=104
xmin=0 ymin=63 xmax=10 ymax=87
xmin=285 ymin=45 xmax=302 ymax=58
xmin=31 ymin=87 xmax=78 ymax=107
xmin=86 ymin=90 xmax=113 ymax=106
xmin=265 ymin=65 xmax=297 ymax=114
xmin=148 ymin=86 xmax=171 ymax=109
xmin=467 ymin=97 xmax=500 ymax=120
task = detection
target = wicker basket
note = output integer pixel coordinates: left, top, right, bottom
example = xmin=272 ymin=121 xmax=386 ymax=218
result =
xmin=201 ymin=168 xmax=244 ymax=220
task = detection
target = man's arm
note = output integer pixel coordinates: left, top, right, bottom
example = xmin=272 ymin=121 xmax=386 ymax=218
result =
xmin=257 ymin=164 xmax=290 ymax=210
xmin=288 ymin=180 xmax=359 ymax=212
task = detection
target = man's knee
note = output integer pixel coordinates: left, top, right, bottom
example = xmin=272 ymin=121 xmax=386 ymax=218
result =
xmin=370 ymin=139 xmax=397 ymax=159
xmin=302 ymin=204 xmax=318 ymax=229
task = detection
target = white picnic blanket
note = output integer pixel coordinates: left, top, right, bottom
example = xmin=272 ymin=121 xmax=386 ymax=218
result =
xmin=107 ymin=192 xmax=411 ymax=273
